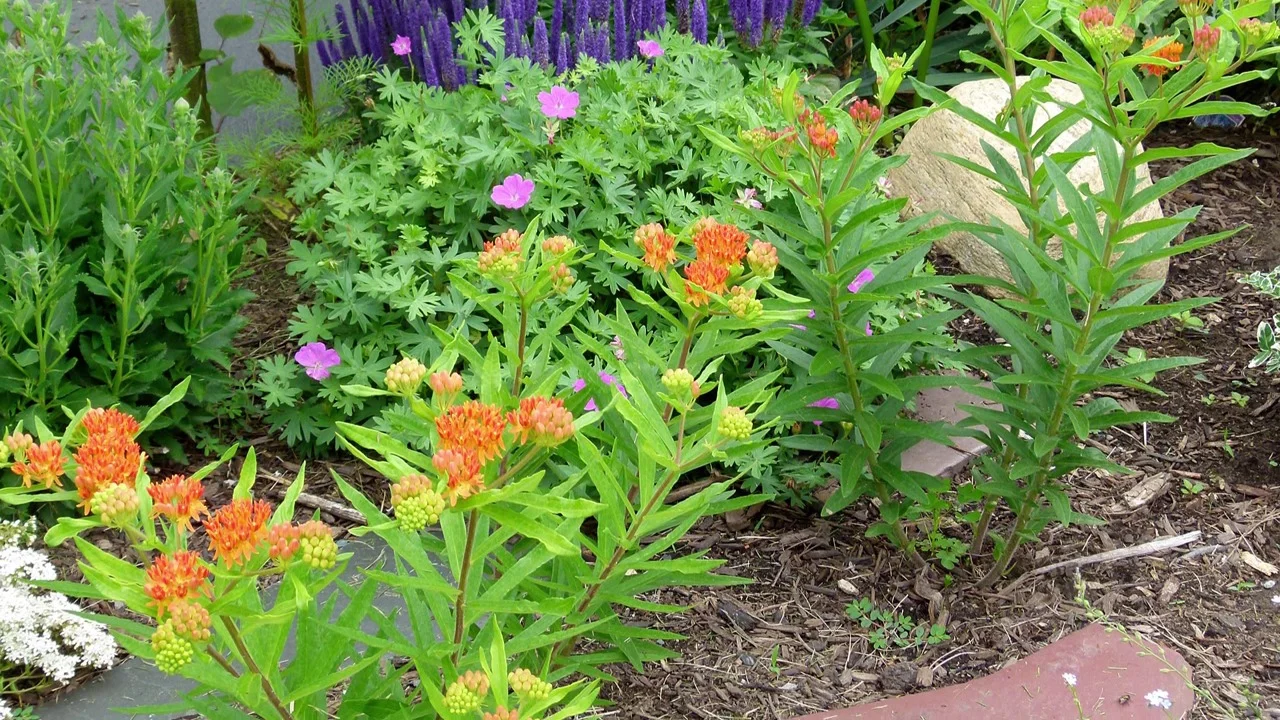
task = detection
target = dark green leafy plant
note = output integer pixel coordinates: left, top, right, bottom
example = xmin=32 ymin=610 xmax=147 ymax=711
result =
xmin=0 ymin=4 xmax=253 ymax=441
xmin=924 ymin=0 xmax=1278 ymax=583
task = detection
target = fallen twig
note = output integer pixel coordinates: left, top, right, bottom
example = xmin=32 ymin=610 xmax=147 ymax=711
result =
xmin=1003 ymin=531 xmax=1203 ymax=592
xmin=266 ymin=483 xmax=364 ymax=525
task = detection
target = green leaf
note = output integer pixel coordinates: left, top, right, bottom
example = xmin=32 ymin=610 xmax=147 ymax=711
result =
xmin=233 ymin=446 xmax=258 ymax=500
xmin=483 ymin=505 xmax=577 ymax=556
xmin=214 ymin=13 xmax=255 ymax=39
xmin=139 ymin=377 xmax=191 ymax=433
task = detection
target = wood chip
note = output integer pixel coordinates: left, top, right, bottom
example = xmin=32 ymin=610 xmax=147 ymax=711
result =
xmin=1158 ymin=576 xmax=1180 ymax=604
xmin=1112 ymin=472 xmax=1172 ymax=512
xmin=1241 ymin=551 xmax=1278 ymax=576
xmin=837 ymin=579 xmax=858 ymax=595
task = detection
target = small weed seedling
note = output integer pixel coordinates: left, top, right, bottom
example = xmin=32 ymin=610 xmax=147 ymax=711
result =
xmin=1180 ymin=478 xmax=1205 ymax=496
xmin=845 ymin=598 xmax=949 ymax=651
xmin=1230 ymin=392 xmax=1249 ymax=408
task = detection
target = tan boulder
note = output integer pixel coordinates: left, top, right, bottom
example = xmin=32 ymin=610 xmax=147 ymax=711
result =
xmin=885 ymin=77 xmax=1167 ymax=292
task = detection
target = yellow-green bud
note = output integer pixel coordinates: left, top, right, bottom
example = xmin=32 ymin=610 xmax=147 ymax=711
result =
xmin=386 ymin=356 xmax=428 ymax=396
xmin=661 ymin=368 xmax=695 ymax=394
xmin=91 ymin=483 xmax=139 ymax=527
xmin=297 ymin=521 xmax=338 ymax=570
xmin=394 ymin=490 xmax=445 ymax=531
xmin=727 ymin=286 xmax=763 ymax=321
xmin=508 ymin=668 xmax=552 ymax=700
xmin=720 ymin=407 xmax=753 ymax=441
xmin=151 ymin=621 xmax=194 ymax=674
xmin=443 ymin=682 xmax=482 ymax=714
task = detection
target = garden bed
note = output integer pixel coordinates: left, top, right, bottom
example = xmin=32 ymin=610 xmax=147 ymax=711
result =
xmin=590 ymin=123 xmax=1280 ymax=718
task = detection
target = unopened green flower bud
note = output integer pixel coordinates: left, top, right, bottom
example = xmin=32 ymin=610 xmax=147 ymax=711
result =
xmin=508 ymin=668 xmax=552 ymax=700
xmin=91 ymin=483 xmax=139 ymax=527
xmin=720 ymin=406 xmax=753 ymax=441
xmin=151 ymin=621 xmax=194 ymax=674
xmin=443 ymin=682 xmax=482 ymax=714
xmin=385 ymin=356 xmax=428 ymax=396
xmin=394 ymin=490 xmax=445 ymax=531
xmin=661 ymin=368 xmax=695 ymax=394
xmin=174 ymin=97 xmax=190 ymax=113
xmin=727 ymin=286 xmax=763 ymax=321
xmin=296 ymin=521 xmax=338 ymax=570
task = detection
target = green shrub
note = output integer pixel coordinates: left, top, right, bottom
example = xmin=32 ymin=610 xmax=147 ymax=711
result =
xmin=0 ymin=4 xmax=252 ymax=440
xmin=1242 ymin=268 xmax=1280 ymax=373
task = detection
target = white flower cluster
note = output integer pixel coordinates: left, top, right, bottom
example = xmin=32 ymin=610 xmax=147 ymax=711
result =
xmin=0 ymin=518 xmax=116 ymax=714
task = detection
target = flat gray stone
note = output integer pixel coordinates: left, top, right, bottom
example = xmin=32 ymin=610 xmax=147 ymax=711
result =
xmin=37 ymin=536 xmax=420 ymax=720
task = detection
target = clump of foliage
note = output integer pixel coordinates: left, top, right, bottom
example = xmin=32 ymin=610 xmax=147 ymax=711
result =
xmin=0 ymin=4 xmax=253 ymax=439
xmin=1242 ymin=268 xmax=1280 ymax=373
xmin=929 ymin=0 xmax=1278 ymax=582
xmin=261 ymin=33 xmax=781 ymax=448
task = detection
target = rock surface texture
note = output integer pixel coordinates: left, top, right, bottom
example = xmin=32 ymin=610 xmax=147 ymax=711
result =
xmin=886 ymin=77 xmax=1168 ymax=291
xmin=788 ymin=623 xmax=1194 ymax=719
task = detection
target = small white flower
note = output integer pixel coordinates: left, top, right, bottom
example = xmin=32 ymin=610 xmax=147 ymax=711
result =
xmin=1271 ymin=594 xmax=1280 ymax=605
xmin=1062 ymin=672 xmax=1077 ymax=687
xmin=1145 ymin=689 xmax=1172 ymax=710
xmin=876 ymin=176 xmax=893 ymax=195
xmin=735 ymin=188 xmax=763 ymax=210
xmin=1264 ymin=580 xmax=1276 ymax=589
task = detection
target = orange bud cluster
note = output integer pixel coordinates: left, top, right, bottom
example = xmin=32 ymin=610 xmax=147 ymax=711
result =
xmin=478 ymin=229 xmax=524 ymax=277
xmin=508 ymin=396 xmax=575 ymax=447
xmin=145 ymin=550 xmax=210 ymax=616
xmin=204 ymin=498 xmax=271 ymax=568
xmin=267 ymin=523 xmax=302 ymax=562
xmin=800 ymin=109 xmax=838 ymax=158
xmin=1193 ymin=24 xmax=1220 ymax=60
xmin=148 ymin=475 xmax=208 ymax=532
xmin=167 ymin=599 xmax=212 ymax=642
xmin=1140 ymin=36 xmax=1183 ymax=76
xmin=636 ymin=223 xmax=678 ymax=273
xmin=74 ymin=408 xmax=145 ymax=514
xmin=428 ymin=371 xmax=465 ymax=401
xmin=11 ymin=439 xmax=66 ymax=489
xmin=848 ymin=99 xmax=882 ymax=136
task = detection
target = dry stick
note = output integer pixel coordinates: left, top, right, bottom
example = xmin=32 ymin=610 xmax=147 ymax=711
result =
xmin=264 ymin=482 xmax=363 ymax=524
xmin=1001 ymin=531 xmax=1202 ymax=594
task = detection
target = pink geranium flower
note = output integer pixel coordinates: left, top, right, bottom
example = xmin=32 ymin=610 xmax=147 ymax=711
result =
xmin=491 ymin=174 xmax=535 ymax=209
xmin=809 ymin=397 xmax=840 ymax=426
xmin=295 ymin=342 xmax=340 ymax=381
xmin=848 ymin=268 xmax=875 ymax=293
xmin=538 ymin=86 xmax=579 ymax=119
xmin=636 ymin=39 xmax=664 ymax=58
xmin=391 ymin=35 xmax=412 ymax=56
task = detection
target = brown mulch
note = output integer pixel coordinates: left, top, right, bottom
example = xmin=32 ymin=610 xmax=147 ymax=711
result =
xmin=598 ymin=124 xmax=1280 ymax=718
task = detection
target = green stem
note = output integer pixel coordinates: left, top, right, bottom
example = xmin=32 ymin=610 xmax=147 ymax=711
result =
xmin=847 ymin=0 xmax=876 ymax=66
xmin=221 ymin=617 xmax=295 ymax=720
xmin=290 ymin=0 xmax=317 ymax=137
xmin=913 ymin=0 xmax=943 ymax=107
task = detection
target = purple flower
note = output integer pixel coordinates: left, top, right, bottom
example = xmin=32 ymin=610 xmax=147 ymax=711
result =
xmin=789 ymin=324 xmax=807 ymax=331
xmin=491 ymin=174 xmax=535 ymax=209
xmin=736 ymin=187 xmax=762 ymax=209
xmin=848 ymin=268 xmax=875 ymax=293
xmin=637 ymin=39 xmax=664 ymax=57
xmin=599 ymin=370 xmax=628 ymax=398
xmin=808 ymin=396 xmax=839 ymax=426
xmin=572 ymin=378 xmax=587 ymax=392
xmin=585 ymin=398 xmax=599 ymax=411
xmin=865 ymin=322 xmax=873 ymax=336
xmin=295 ymin=342 xmax=340 ymax=381
xmin=612 ymin=335 xmax=626 ymax=361
xmin=391 ymin=34 xmax=412 ymax=56
xmin=538 ymin=85 xmax=580 ymax=119
xmin=808 ymin=309 xmax=816 ymax=319
xmin=692 ymin=0 xmax=708 ymax=42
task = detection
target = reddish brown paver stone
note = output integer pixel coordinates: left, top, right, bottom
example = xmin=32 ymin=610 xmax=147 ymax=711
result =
xmin=789 ymin=624 xmax=1194 ymax=720
xmin=900 ymin=383 xmax=1002 ymax=478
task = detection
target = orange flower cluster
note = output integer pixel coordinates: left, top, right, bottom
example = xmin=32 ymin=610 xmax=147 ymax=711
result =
xmin=683 ymin=259 xmax=730 ymax=306
xmin=636 ymin=223 xmax=677 ymax=272
xmin=74 ymin=408 xmax=145 ymax=513
xmin=11 ymin=439 xmax=66 ymax=489
xmin=148 ymin=475 xmax=208 ymax=532
xmin=478 ymin=229 xmax=524 ymax=276
xmin=508 ymin=396 xmax=575 ymax=447
xmin=800 ymin=109 xmax=838 ymax=158
xmin=437 ymin=401 xmax=508 ymax=463
xmin=145 ymin=550 xmax=210 ymax=616
xmin=204 ymin=498 xmax=271 ymax=567
xmin=1140 ymin=36 xmax=1183 ymax=76
xmin=692 ymin=220 xmax=749 ymax=271
xmin=433 ymin=447 xmax=485 ymax=505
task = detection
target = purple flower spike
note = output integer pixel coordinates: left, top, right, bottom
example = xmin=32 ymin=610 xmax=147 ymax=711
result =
xmin=295 ymin=342 xmax=341 ymax=381
xmin=692 ymin=0 xmax=708 ymax=42
xmin=637 ymin=39 xmax=663 ymax=57
xmin=533 ymin=18 xmax=551 ymax=66
xmin=391 ymin=34 xmax=412 ymax=56
xmin=555 ymin=32 xmax=571 ymax=73
xmin=848 ymin=268 xmax=875 ymax=293
xmin=538 ymin=85 xmax=580 ymax=118
xmin=492 ymin=174 xmax=535 ymax=209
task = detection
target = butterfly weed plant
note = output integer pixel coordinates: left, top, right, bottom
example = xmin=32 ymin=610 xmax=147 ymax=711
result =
xmin=918 ymin=0 xmax=1278 ymax=583
xmin=326 ymin=213 xmax=789 ymax=708
xmin=702 ymin=50 xmax=965 ymax=561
